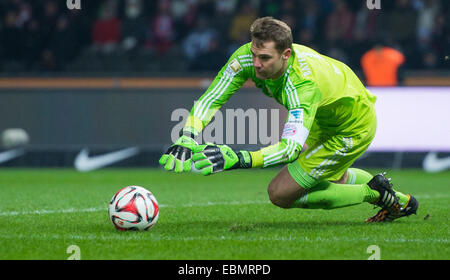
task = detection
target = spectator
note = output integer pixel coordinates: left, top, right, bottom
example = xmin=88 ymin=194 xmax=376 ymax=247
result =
xmin=361 ymin=44 xmax=405 ymax=86
xmin=121 ymin=0 xmax=147 ymax=52
xmin=66 ymin=7 xmax=92 ymax=50
xmin=210 ymin=0 xmax=234 ymax=43
xmin=0 ymin=0 xmax=447 ymax=73
xmin=417 ymin=0 xmax=439 ymax=50
xmin=15 ymin=1 xmax=32 ymax=28
xmin=295 ymin=1 xmax=321 ymax=51
xmin=170 ymin=0 xmax=191 ymax=40
xmin=353 ymin=1 xmax=381 ymax=43
xmin=40 ymin=0 xmax=60 ymax=44
xmin=383 ymin=0 xmax=417 ymax=48
xmin=416 ymin=0 xmax=439 ymax=51
xmin=215 ymin=0 xmax=237 ymax=15
xmin=92 ymin=0 xmax=121 ymax=53
xmin=171 ymin=0 xmax=190 ymax=21
xmin=175 ymin=0 xmax=198 ymax=40
xmin=190 ymin=36 xmax=225 ymax=71
xmin=325 ymin=0 xmax=355 ymax=43
xmin=351 ymin=1 xmax=381 ymax=69
xmin=149 ymin=0 xmax=175 ymax=55
xmin=300 ymin=1 xmax=320 ymax=34
xmin=323 ymin=0 xmax=355 ymax=66
xmin=228 ymin=2 xmax=257 ymax=43
xmin=182 ymin=16 xmax=217 ymax=64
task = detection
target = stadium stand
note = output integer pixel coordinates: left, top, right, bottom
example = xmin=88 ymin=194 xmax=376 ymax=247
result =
xmin=0 ymin=0 xmax=448 ymax=76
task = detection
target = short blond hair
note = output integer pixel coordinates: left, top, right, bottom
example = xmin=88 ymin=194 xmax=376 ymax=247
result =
xmin=250 ymin=17 xmax=293 ymax=53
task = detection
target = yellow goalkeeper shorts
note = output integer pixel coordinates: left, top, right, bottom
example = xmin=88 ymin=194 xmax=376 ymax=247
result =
xmin=287 ymin=110 xmax=377 ymax=188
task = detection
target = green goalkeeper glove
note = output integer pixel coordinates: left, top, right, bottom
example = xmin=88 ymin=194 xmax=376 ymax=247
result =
xmin=192 ymin=144 xmax=252 ymax=176
xmin=159 ymin=133 xmax=198 ymax=173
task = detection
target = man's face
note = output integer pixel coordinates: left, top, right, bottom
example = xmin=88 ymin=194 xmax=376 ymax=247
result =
xmin=250 ymin=40 xmax=290 ymax=80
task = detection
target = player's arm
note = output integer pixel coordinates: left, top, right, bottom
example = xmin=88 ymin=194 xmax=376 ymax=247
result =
xmin=183 ymin=50 xmax=251 ymax=137
xmin=159 ymin=46 xmax=250 ymax=173
xmin=193 ymin=80 xmax=321 ymax=175
xmin=251 ymin=80 xmax=320 ymax=168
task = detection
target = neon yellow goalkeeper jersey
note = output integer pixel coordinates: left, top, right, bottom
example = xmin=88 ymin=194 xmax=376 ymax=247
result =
xmin=184 ymin=42 xmax=377 ymax=168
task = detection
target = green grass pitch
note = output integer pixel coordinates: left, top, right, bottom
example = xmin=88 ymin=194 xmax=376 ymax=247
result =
xmin=0 ymin=168 xmax=448 ymax=260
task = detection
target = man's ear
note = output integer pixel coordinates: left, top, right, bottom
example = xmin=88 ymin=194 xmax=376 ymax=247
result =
xmin=282 ymin=48 xmax=291 ymax=60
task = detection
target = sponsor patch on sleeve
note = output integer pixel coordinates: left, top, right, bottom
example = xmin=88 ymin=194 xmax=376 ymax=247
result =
xmin=227 ymin=58 xmax=242 ymax=75
xmin=282 ymin=109 xmax=309 ymax=146
xmin=282 ymin=123 xmax=297 ymax=137
xmin=288 ymin=109 xmax=304 ymax=124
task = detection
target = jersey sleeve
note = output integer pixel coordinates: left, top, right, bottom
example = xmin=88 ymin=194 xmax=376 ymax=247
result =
xmin=183 ymin=46 xmax=252 ymax=136
xmin=250 ymin=79 xmax=322 ymax=168
xmin=290 ymin=79 xmax=321 ymax=133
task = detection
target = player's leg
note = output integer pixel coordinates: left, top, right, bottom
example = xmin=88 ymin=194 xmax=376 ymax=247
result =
xmin=267 ymin=165 xmax=307 ymax=208
xmin=268 ymin=133 xmax=381 ymax=210
xmin=267 ymin=112 xmax=407 ymax=213
xmin=293 ymin=161 xmax=419 ymax=221
xmin=285 ymin=164 xmax=380 ymax=210
xmin=346 ymin=168 xmax=371 ymax=184
xmin=268 ymin=160 xmax=415 ymax=212
xmin=279 ymin=128 xmax=409 ymax=211
xmin=345 ymin=167 xmax=411 ymax=207
xmin=267 ymin=165 xmax=380 ymax=210
xmin=268 ymin=102 xmax=418 ymax=220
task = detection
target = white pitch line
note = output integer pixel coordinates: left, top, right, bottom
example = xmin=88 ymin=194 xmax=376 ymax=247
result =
xmin=0 ymin=193 xmax=448 ymax=217
xmin=0 ymin=200 xmax=270 ymax=217
xmin=414 ymin=194 xmax=450 ymax=199
xmin=0 ymin=207 xmax=104 ymax=217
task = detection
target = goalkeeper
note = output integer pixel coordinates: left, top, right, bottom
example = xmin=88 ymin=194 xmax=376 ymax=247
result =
xmin=159 ymin=17 xmax=418 ymax=222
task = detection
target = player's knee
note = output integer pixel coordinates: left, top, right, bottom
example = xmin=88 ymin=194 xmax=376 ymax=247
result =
xmin=267 ymin=181 xmax=291 ymax=209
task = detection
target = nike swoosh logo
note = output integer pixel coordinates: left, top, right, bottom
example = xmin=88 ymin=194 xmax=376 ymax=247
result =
xmin=0 ymin=148 xmax=25 ymax=164
xmin=423 ymin=152 xmax=450 ymax=173
xmin=74 ymin=147 xmax=140 ymax=172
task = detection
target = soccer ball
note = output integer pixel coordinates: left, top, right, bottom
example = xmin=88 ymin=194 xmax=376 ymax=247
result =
xmin=1 ymin=128 xmax=29 ymax=148
xmin=108 ymin=186 xmax=159 ymax=231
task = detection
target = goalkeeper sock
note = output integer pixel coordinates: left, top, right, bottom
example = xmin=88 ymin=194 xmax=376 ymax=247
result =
xmin=346 ymin=168 xmax=373 ymax=184
xmin=346 ymin=168 xmax=409 ymax=206
xmin=290 ymin=180 xmax=378 ymax=209
xmin=290 ymin=169 xmax=410 ymax=210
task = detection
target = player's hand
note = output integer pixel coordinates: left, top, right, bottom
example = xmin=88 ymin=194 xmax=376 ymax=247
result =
xmin=192 ymin=144 xmax=251 ymax=176
xmin=159 ymin=135 xmax=198 ymax=173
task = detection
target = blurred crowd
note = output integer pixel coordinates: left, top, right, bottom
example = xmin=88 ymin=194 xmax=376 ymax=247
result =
xmin=0 ymin=0 xmax=449 ymax=73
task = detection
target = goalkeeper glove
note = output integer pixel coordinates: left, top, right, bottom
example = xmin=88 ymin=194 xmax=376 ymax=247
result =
xmin=159 ymin=132 xmax=198 ymax=173
xmin=192 ymin=144 xmax=252 ymax=176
